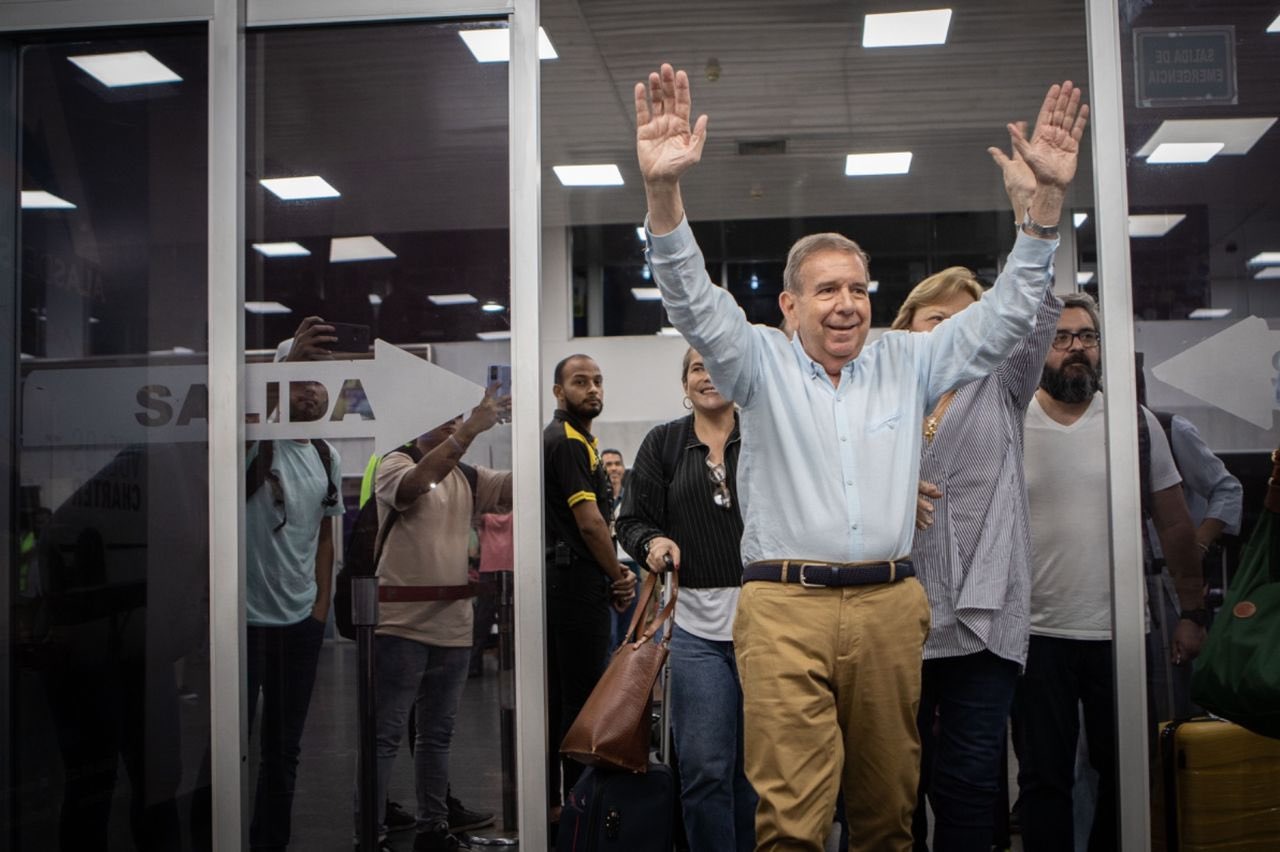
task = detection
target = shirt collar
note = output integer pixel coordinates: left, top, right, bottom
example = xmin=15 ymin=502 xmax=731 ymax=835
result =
xmin=789 ymin=331 xmax=854 ymax=380
xmin=554 ymin=408 xmax=596 ymax=443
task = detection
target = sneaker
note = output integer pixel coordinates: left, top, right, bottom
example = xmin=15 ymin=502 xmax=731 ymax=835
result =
xmin=446 ymin=793 xmax=494 ymax=832
xmin=385 ymin=799 xmax=416 ymax=833
xmin=412 ymin=823 xmax=460 ymax=852
xmin=351 ymin=833 xmax=392 ymax=852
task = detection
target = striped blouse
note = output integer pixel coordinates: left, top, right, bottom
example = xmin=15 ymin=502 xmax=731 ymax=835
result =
xmin=912 ymin=290 xmax=1062 ymax=665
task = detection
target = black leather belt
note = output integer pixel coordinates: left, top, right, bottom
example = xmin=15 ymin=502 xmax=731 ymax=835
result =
xmin=742 ymin=559 xmax=914 ymax=588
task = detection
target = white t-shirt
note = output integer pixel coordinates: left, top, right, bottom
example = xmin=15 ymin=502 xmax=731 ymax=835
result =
xmin=1024 ymin=393 xmax=1180 ymax=639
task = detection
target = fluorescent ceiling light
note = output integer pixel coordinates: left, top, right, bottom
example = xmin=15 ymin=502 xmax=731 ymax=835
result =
xmin=867 ymin=280 xmax=880 ymax=293
xmin=260 ymin=176 xmax=340 ymax=200
xmin=368 ymin=294 xmax=383 ymax=306
xmin=1077 ymin=271 xmax=1095 ymax=285
xmin=245 ymin=301 xmax=292 ymax=315
xmin=329 ymin=236 xmax=395 ymax=263
xmin=657 ymin=327 xmax=684 ymax=338
xmin=1189 ymin=308 xmax=1231 ymax=319
xmin=458 ymin=27 xmax=557 ymax=62
xmin=428 ymin=293 xmax=479 ymax=306
xmin=631 ymin=287 xmax=663 ymax=301
xmin=862 ymin=9 xmax=953 ymax=47
xmin=1073 ymin=213 xmax=1088 ymax=228
xmin=553 ymin=164 xmax=624 ymax=186
xmin=1268 ymin=14 xmax=1280 ymax=33
xmin=1255 ymin=267 xmax=1280 ymax=280
xmin=1248 ymin=252 xmax=1280 ymax=265
xmin=1128 ymin=213 xmax=1185 ymax=238
xmin=252 ymin=241 xmax=310 ymax=257
xmin=481 ymin=302 xmax=506 ymax=313
xmin=476 ymin=330 xmax=511 ymax=341
xmin=1136 ymin=118 xmax=1277 ymax=157
xmin=67 ymin=51 xmax=181 ymax=87
xmin=636 ymin=226 xmax=647 ymax=242
xmin=844 ymin=152 xmax=913 ymax=176
xmin=21 ymin=190 xmax=75 ymax=209
xmin=1146 ymin=142 xmax=1225 ymax=164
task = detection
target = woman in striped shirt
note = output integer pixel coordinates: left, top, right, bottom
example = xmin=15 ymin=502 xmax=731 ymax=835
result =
xmin=615 ymin=348 xmax=756 ymax=852
xmin=898 ymin=136 xmax=1062 ymax=851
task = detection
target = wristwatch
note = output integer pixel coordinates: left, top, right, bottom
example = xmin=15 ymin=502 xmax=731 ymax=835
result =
xmin=1021 ymin=211 xmax=1060 ymax=239
xmin=1180 ymin=607 xmax=1210 ymax=628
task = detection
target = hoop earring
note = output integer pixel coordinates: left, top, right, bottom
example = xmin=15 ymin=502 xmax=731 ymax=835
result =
xmin=682 ymin=397 xmax=693 ymax=410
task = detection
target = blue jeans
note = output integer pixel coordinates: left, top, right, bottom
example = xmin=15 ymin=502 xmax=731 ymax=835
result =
xmin=912 ymin=650 xmax=1019 ymax=852
xmin=669 ymin=625 xmax=757 ymax=852
xmin=1012 ymin=636 xmax=1117 ymax=852
xmin=246 ymin=616 xmax=326 ymax=852
xmin=356 ymin=636 xmax=470 ymax=835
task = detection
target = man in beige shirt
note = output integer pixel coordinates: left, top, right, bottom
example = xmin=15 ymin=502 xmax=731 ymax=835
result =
xmin=360 ymin=387 xmax=510 ymax=852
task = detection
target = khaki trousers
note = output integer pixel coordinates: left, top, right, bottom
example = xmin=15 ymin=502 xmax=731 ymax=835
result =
xmin=733 ymin=577 xmax=931 ymax=852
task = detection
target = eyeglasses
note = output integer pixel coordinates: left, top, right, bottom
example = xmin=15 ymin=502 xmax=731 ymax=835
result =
xmin=706 ymin=460 xmax=733 ymax=510
xmin=1051 ymin=329 xmax=1100 ymax=350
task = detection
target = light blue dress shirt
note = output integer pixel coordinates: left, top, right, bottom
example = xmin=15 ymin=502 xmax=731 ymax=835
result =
xmin=646 ymin=218 xmax=1057 ymax=566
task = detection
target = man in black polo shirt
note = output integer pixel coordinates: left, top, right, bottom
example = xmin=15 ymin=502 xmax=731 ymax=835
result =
xmin=543 ymin=353 xmax=637 ymax=817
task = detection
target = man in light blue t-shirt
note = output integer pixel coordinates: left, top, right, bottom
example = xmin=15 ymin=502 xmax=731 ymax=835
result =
xmin=245 ymin=316 xmax=345 ymax=851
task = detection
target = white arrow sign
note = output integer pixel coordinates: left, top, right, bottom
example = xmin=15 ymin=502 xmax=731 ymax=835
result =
xmin=1151 ymin=316 xmax=1280 ymax=429
xmin=23 ymin=339 xmax=485 ymax=454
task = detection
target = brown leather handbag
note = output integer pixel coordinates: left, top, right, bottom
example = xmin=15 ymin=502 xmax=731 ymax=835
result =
xmin=560 ymin=568 xmax=678 ymax=773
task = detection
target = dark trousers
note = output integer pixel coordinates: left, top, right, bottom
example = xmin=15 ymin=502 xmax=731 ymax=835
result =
xmin=1012 ymin=636 xmax=1117 ymax=852
xmin=545 ymin=564 xmax=611 ymax=806
xmin=246 ymin=617 xmax=325 ymax=851
xmin=912 ymin=650 xmax=1019 ymax=852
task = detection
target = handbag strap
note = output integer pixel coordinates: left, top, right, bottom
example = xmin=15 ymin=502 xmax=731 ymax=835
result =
xmin=621 ymin=567 xmax=680 ymax=647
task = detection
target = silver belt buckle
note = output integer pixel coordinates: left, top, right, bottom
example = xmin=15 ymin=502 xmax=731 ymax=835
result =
xmin=798 ymin=562 xmax=828 ymax=588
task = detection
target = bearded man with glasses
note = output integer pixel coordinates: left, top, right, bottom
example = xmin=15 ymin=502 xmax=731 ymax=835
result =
xmin=1016 ymin=292 xmax=1205 ymax=852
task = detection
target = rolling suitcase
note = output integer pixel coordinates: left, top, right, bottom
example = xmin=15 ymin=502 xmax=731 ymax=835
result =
xmin=556 ymin=762 xmax=675 ymax=852
xmin=1155 ymin=717 xmax=1280 ymax=851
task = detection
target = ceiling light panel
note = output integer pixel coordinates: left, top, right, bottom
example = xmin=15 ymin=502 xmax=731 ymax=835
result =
xmin=631 ymin=288 xmax=663 ymax=301
xmin=245 ymin=301 xmax=292 ymax=314
xmin=1135 ymin=117 xmax=1277 ymax=157
xmin=636 ymin=226 xmax=647 ymax=241
xmin=68 ymin=51 xmax=182 ymax=87
xmin=1248 ymin=252 xmax=1280 ymax=265
xmin=476 ymin=330 xmax=511 ymax=341
xmin=428 ymin=294 xmax=479 ymax=306
xmin=1073 ymin=213 xmax=1088 ymax=228
xmin=1256 ymin=267 xmax=1280 ymax=280
xmin=252 ymin=241 xmax=310 ymax=257
xmin=657 ymin=327 xmax=684 ymax=338
xmin=1189 ymin=308 xmax=1231 ymax=318
xmin=260 ymin=176 xmax=340 ymax=200
xmin=458 ymin=27 xmax=557 ymax=62
xmin=481 ymin=302 xmax=506 ymax=313
xmin=1077 ymin=272 xmax=1095 ymax=285
xmin=1147 ymin=142 xmax=1224 ymax=164
xmin=1269 ymin=14 xmax=1280 ymax=33
xmin=553 ymin=164 xmax=624 ymax=186
xmin=863 ymin=10 xmax=953 ymax=48
xmin=1128 ymin=214 xmax=1185 ymax=238
xmin=21 ymin=190 xmax=75 ymax=209
xmin=845 ymin=152 xmax=912 ymax=176
xmin=329 ymin=236 xmax=395 ymax=263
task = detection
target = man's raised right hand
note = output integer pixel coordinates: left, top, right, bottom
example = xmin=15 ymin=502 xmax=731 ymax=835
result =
xmin=635 ymin=64 xmax=708 ymax=189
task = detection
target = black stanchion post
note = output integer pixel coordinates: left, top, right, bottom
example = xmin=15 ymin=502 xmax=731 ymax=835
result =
xmin=353 ymin=575 xmax=380 ymax=852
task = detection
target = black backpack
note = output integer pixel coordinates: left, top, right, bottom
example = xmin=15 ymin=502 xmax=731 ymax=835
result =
xmin=246 ymin=440 xmax=339 ymax=532
xmin=333 ymin=447 xmax=478 ymax=639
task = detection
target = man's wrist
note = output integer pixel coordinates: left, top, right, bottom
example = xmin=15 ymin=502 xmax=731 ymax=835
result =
xmin=1026 ymin=186 xmax=1065 ymax=230
xmin=1180 ymin=607 xmax=1210 ymax=628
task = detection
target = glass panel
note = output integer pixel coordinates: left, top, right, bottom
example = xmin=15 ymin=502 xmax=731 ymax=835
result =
xmin=243 ymin=19 xmax=513 ymax=850
xmin=5 ymin=26 xmax=211 ymax=852
xmin=541 ymin=2 xmax=1092 ymax=849
xmin=1119 ymin=3 xmax=1280 ymax=848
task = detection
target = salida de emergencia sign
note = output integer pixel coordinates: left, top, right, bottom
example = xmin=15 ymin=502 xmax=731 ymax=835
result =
xmin=1135 ymin=26 xmax=1236 ymax=107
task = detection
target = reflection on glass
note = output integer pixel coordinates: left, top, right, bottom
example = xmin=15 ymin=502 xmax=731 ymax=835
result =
xmin=245 ymin=20 xmax=512 ymax=850
xmin=7 ymin=29 xmax=211 ymax=852
xmin=1121 ymin=3 xmax=1280 ymax=849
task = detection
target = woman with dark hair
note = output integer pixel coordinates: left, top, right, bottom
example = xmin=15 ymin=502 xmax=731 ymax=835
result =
xmin=896 ymin=134 xmax=1063 ymax=851
xmin=615 ymin=348 xmax=756 ymax=852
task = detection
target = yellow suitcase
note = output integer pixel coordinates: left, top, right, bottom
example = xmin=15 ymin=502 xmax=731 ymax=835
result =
xmin=1155 ymin=717 xmax=1280 ymax=851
